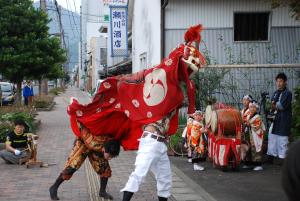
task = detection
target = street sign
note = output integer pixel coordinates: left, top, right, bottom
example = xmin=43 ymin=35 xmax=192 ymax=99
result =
xmin=104 ymin=14 xmax=109 ymax=22
xmin=110 ymin=6 xmax=128 ymax=57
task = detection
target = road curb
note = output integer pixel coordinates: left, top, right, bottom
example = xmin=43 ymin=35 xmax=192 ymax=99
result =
xmin=171 ymin=164 xmax=218 ymax=201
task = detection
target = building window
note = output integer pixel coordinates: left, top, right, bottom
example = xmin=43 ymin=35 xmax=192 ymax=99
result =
xmin=139 ymin=52 xmax=147 ymax=69
xmin=234 ymin=12 xmax=270 ymax=41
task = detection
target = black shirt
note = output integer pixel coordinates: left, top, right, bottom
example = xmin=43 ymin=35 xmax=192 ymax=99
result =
xmin=6 ymin=131 xmax=28 ymax=149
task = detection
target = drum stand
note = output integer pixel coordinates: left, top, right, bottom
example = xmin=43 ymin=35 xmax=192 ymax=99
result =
xmin=25 ymin=135 xmax=44 ymax=168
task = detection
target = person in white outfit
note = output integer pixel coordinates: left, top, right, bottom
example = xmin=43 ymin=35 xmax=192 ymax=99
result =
xmin=121 ymin=113 xmax=174 ymax=201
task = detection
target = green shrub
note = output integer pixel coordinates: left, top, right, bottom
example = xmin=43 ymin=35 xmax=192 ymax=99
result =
xmin=170 ymin=128 xmax=184 ymax=146
xmin=291 ymin=85 xmax=300 ymax=141
xmin=0 ymin=122 xmax=13 ymax=143
xmin=49 ymin=87 xmax=66 ymax=96
xmin=34 ymin=95 xmax=54 ymax=108
xmin=178 ymin=114 xmax=187 ymax=127
xmin=0 ymin=106 xmax=37 ymax=143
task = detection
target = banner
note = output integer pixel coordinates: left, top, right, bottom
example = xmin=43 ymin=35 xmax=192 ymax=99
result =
xmin=110 ymin=6 xmax=128 ymax=57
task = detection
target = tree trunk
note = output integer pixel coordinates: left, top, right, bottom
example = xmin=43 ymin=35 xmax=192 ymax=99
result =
xmin=16 ymin=81 xmax=22 ymax=106
xmin=42 ymin=79 xmax=48 ymax=95
xmin=39 ymin=79 xmax=42 ymax=96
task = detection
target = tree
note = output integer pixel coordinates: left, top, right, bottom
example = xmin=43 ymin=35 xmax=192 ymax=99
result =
xmin=270 ymin=0 xmax=300 ymax=20
xmin=0 ymin=0 xmax=66 ymax=104
xmin=31 ymin=36 xmax=66 ymax=95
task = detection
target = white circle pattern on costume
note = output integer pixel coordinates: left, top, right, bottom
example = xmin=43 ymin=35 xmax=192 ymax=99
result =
xmin=164 ymin=59 xmax=173 ymax=66
xmin=103 ymin=82 xmax=111 ymax=89
xmin=147 ymin=112 xmax=152 ymax=118
xmin=143 ymin=68 xmax=168 ymax=106
xmin=109 ymin=98 xmax=115 ymax=104
xmin=76 ymin=110 xmax=83 ymax=117
xmin=132 ymin=99 xmax=139 ymax=108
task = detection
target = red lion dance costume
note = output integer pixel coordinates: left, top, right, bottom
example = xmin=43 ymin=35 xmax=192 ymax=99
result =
xmin=67 ymin=25 xmax=206 ymax=149
xmin=65 ymin=25 xmax=206 ymax=201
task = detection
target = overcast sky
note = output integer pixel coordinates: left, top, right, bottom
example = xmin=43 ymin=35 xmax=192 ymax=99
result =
xmin=34 ymin=0 xmax=81 ymax=13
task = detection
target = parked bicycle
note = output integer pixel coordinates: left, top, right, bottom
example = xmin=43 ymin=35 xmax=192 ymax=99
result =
xmin=168 ymin=126 xmax=188 ymax=157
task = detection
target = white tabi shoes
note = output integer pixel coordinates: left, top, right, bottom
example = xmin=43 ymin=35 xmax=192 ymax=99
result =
xmin=253 ymin=166 xmax=263 ymax=171
xmin=193 ymin=163 xmax=205 ymax=171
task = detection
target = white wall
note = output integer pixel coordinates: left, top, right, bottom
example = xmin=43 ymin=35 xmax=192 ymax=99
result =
xmin=80 ymin=0 xmax=107 ymax=89
xmin=132 ymin=0 xmax=161 ymax=73
xmin=89 ymin=37 xmax=99 ymax=89
xmin=83 ymin=0 xmax=101 ymax=51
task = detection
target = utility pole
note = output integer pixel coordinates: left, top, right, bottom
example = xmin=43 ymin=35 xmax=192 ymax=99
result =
xmin=40 ymin=0 xmax=46 ymax=10
xmin=54 ymin=0 xmax=67 ymax=87
xmin=54 ymin=1 xmax=66 ymax=49
xmin=80 ymin=5 xmax=82 ymax=89
xmin=40 ymin=0 xmax=48 ymax=95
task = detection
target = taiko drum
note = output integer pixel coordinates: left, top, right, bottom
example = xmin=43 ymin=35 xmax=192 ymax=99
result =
xmin=207 ymin=108 xmax=242 ymax=136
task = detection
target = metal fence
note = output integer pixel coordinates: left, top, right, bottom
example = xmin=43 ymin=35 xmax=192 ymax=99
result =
xmin=179 ymin=64 xmax=300 ymax=117
xmin=208 ymin=64 xmax=300 ymax=109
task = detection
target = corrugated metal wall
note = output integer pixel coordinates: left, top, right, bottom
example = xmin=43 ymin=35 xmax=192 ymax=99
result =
xmin=163 ymin=0 xmax=300 ymax=114
xmin=165 ymin=0 xmax=300 ymax=29
xmin=164 ymin=0 xmax=300 ymax=65
xmin=165 ymin=27 xmax=300 ymax=64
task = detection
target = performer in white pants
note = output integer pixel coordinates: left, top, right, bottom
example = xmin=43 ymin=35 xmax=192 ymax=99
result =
xmin=121 ymin=114 xmax=174 ymax=201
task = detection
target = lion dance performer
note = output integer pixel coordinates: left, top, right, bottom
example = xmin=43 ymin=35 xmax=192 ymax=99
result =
xmin=49 ymin=124 xmax=121 ymax=200
xmin=51 ymin=24 xmax=206 ymax=201
xmin=121 ymin=24 xmax=206 ymax=201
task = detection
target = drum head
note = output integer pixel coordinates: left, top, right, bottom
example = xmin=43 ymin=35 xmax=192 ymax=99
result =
xmin=205 ymin=105 xmax=212 ymax=127
xmin=210 ymin=110 xmax=218 ymax=133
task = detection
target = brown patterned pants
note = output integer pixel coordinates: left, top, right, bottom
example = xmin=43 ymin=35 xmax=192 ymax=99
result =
xmin=61 ymin=137 xmax=112 ymax=180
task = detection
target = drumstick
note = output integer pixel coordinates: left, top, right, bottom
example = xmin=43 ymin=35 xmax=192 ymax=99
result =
xmin=21 ymin=148 xmax=29 ymax=152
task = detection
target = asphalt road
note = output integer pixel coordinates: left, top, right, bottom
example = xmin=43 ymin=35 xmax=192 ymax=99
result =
xmin=171 ymin=156 xmax=288 ymax=201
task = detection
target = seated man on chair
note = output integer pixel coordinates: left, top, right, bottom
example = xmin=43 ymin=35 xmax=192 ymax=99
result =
xmin=0 ymin=119 xmax=30 ymax=164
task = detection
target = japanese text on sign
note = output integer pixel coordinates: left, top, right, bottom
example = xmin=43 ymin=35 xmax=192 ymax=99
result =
xmin=110 ymin=7 xmax=128 ymax=57
xmin=104 ymin=0 xmax=128 ymax=6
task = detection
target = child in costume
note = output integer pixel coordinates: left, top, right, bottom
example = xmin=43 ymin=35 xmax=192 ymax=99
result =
xmin=190 ymin=110 xmax=207 ymax=171
xmin=240 ymin=94 xmax=253 ymax=165
xmin=246 ymin=101 xmax=266 ymax=171
xmin=185 ymin=115 xmax=194 ymax=163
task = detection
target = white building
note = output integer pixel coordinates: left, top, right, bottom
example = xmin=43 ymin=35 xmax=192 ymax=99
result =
xmin=100 ymin=0 xmax=132 ymax=77
xmin=79 ymin=0 xmax=103 ymax=90
xmin=131 ymin=0 xmax=161 ymax=73
xmin=80 ymin=0 xmax=131 ymax=89
xmin=87 ymin=37 xmax=108 ymax=90
xmin=131 ymin=0 xmax=300 ymax=70
xmin=130 ymin=0 xmax=300 ymax=105
xmin=164 ymin=0 xmax=300 ymax=65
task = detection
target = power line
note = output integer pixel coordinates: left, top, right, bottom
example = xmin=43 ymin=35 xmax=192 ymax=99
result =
xmin=54 ymin=0 xmax=67 ymax=50
xmin=47 ymin=7 xmax=104 ymax=19
xmin=47 ymin=9 xmax=106 ymax=26
xmin=67 ymin=0 xmax=80 ymax=35
xmin=72 ymin=0 xmax=77 ymax=13
xmin=65 ymin=0 xmax=76 ymax=38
